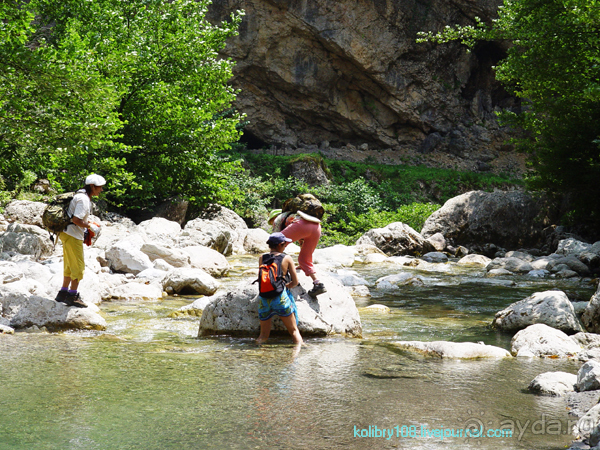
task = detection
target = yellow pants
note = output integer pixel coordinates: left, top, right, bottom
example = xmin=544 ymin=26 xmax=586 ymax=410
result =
xmin=60 ymin=232 xmax=85 ymax=281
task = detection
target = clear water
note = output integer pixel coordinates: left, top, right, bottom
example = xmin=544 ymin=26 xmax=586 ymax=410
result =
xmin=0 ymin=259 xmax=594 ymax=450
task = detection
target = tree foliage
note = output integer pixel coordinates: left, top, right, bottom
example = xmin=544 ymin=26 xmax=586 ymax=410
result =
xmin=0 ymin=0 xmax=244 ymax=210
xmin=418 ymin=0 xmax=600 ymax=228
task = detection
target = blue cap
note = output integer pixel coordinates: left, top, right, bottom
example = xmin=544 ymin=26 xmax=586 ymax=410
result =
xmin=267 ymin=232 xmax=292 ymax=246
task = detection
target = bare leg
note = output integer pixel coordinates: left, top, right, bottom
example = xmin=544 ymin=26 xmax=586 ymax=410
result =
xmin=256 ymin=318 xmax=272 ymax=344
xmin=280 ymin=313 xmax=303 ymax=345
xmin=62 ymin=276 xmax=80 ymax=290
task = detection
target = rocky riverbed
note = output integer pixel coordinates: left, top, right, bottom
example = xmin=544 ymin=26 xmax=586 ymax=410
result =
xmin=2 ymin=192 xmax=600 ymax=448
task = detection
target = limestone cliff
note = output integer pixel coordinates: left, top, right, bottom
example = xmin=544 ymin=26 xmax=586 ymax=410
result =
xmin=208 ymin=0 xmax=517 ymax=157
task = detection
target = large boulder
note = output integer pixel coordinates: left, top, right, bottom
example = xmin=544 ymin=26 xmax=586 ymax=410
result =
xmin=4 ymin=200 xmax=46 ymax=227
xmin=492 ymin=290 xmax=583 ymax=333
xmin=576 ymin=361 xmax=600 ymax=393
xmin=108 ymin=282 xmax=163 ymax=301
xmin=198 ymin=204 xmax=248 ymax=232
xmin=392 ymin=341 xmax=511 ymax=359
xmin=510 ymin=323 xmax=582 ymax=358
xmin=0 ymin=223 xmax=54 ymax=260
xmin=356 ymin=222 xmax=426 ymax=256
xmin=140 ymin=243 xmax=190 ymax=268
xmin=314 ymin=244 xmax=357 ymax=267
xmin=179 ymin=218 xmax=235 ymax=255
xmin=180 ymin=246 xmax=230 ymax=277
xmin=198 ymin=271 xmax=362 ymax=338
xmin=486 ymin=257 xmax=533 ymax=274
xmin=0 ymin=284 xmax=106 ymax=330
xmin=241 ymin=228 xmax=270 ymax=254
xmin=162 ymin=268 xmax=219 ymax=296
xmin=421 ymin=190 xmax=557 ymax=251
xmin=528 ymin=372 xmax=577 ymax=396
xmin=106 ymin=235 xmax=153 ymax=275
xmin=138 ymin=217 xmax=181 ymax=246
xmin=581 ymin=284 xmax=600 ymax=333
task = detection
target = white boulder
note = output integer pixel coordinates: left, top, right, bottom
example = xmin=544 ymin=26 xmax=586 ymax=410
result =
xmin=528 ymin=372 xmax=577 ymax=396
xmin=511 ymin=324 xmax=581 ymax=358
xmin=393 ymin=340 xmax=511 ymax=359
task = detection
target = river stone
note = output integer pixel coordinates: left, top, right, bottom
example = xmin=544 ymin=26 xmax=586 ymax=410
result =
xmin=511 ymin=324 xmax=582 ymax=358
xmin=577 ymin=361 xmax=600 ymax=392
xmin=421 ymin=252 xmax=448 ymax=263
xmin=392 ymin=341 xmax=511 ymax=359
xmin=171 ymin=297 xmax=215 ymax=318
xmin=556 ymin=238 xmax=592 ymax=257
xmin=162 ymin=268 xmax=219 ymax=296
xmin=348 ymin=285 xmax=371 ymax=297
xmin=4 ymin=200 xmax=46 ymax=227
xmin=314 ymin=244 xmax=357 ymax=267
xmin=528 ymin=371 xmax=577 ymax=396
xmin=573 ymin=333 xmax=600 ymax=349
xmin=457 ymin=254 xmax=491 ymax=267
xmin=527 ymin=269 xmax=549 ymax=278
xmin=140 ymin=243 xmax=190 ymax=268
xmin=0 ymin=261 xmax=24 ymax=283
xmin=138 ymin=217 xmax=181 ymax=246
xmin=180 ymin=245 xmax=230 ymax=277
xmin=179 ymin=218 xmax=235 ymax=256
xmin=421 ymin=190 xmax=557 ymax=250
xmin=91 ymin=222 xmax=137 ymax=252
xmin=0 ymin=323 xmax=14 ymax=334
xmin=106 ymin=235 xmax=153 ymax=275
xmin=486 ymin=257 xmax=533 ymax=274
xmin=359 ymin=304 xmax=390 ymax=314
xmin=0 ymin=223 xmax=54 ymax=260
xmin=198 ymin=204 xmax=248 ymax=231
xmin=0 ymin=284 xmax=106 ymax=330
xmin=573 ymin=403 xmax=600 ymax=444
xmin=568 ymin=391 xmax=600 ymax=420
xmin=198 ymin=271 xmax=362 ymax=338
xmin=547 ymin=256 xmax=590 ymax=276
xmin=376 ymin=273 xmax=425 ymax=291
xmin=109 ymin=282 xmax=163 ymax=301
xmin=363 ymin=253 xmax=389 ymax=264
xmin=356 ymin=222 xmax=425 ymax=256
xmin=424 ymin=232 xmax=446 ymax=252
xmin=492 ymin=290 xmax=583 ymax=333
xmin=242 ymin=228 xmax=270 ymax=254
xmin=582 ymin=284 xmax=600 ymax=333
xmin=329 ymin=269 xmax=368 ymax=286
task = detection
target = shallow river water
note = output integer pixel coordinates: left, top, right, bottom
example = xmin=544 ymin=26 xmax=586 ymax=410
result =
xmin=0 ymin=258 xmax=594 ymax=450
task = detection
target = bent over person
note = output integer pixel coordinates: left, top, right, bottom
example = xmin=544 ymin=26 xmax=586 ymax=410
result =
xmin=54 ymin=174 xmax=105 ymax=308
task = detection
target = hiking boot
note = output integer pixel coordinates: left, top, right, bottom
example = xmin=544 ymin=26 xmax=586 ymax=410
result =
xmin=66 ymin=292 xmax=87 ymax=308
xmin=308 ymin=282 xmax=327 ymax=297
xmin=55 ymin=290 xmax=70 ymax=304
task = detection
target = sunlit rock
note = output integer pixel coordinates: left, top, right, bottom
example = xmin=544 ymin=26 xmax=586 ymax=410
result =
xmin=314 ymin=244 xmax=356 ymax=267
xmin=375 ymin=273 xmax=425 ymax=291
xmin=576 ymin=361 xmax=600 ymax=392
xmin=0 ymin=284 xmax=106 ymax=331
xmin=138 ymin=217 xmax=181 ymax=247
xmin=328 ymin=268 xmax=368 ymax=286
xmin=179 ymin=218 xmax=235 ymax=255
xmin=573 ymin=403 xmax=600 ymax=445
xmin=359 ymin=304 xmax=390 ymax=314
xmin=511 ymin=324 xmax=581 ymax=358
xmin=527 ymin=269 xmax=549 ymax=278
xmin=392 ymin=340 xmax=511 ymax=359
xmin=0 ymin=223 xmax=54 ymax=260
xmin=140 ymin=243 xmax=190 ymax=268
xmin=486 ymin=257 xmax=533 ymax=273
xmin=347 ymin=285 xmax=371 ymax=297
xmin=528 ymin=372 xmax=576 ymax=396
xmin=357 ymin=222 xmax=425 ymax=256
xmin=162 ymin=268 xmax=219 ymax=296
xmin=181 ymin=245 xmax=230 ymax=277
xmin=492 ymin=290 xmax=583 ymax=333
xmin=457 ymin=254 xmax=491 ymax=267
xmin=241 ymin=228 xmax=270 ymax=254
xmin=198 ymin=271 xmax=362 ymax=338
xmin=106 ymin=235 xmax=153 ymax=275
xmin=4 ymin=200 xmax=46 ymax=227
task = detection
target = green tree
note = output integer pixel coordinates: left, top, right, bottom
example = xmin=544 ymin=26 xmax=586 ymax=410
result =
xmin=0 ymin=0 xmax=244 ymax=210
xmin=418 ymin=0 xmax=600 ymax=229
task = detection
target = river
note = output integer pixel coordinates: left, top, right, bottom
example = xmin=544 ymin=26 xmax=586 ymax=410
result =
xmin=0 ymin=257 xmax=593 ymax=449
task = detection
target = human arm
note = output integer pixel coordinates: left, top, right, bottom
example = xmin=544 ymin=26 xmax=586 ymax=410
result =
xmin=71 ymin=216 xmax=100 ymax=234
xmin=283 ymin=255 xmax=299 ymax=289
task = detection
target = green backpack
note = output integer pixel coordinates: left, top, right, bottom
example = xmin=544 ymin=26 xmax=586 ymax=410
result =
xmin=42 ymin=192 xmax=75 ymax=238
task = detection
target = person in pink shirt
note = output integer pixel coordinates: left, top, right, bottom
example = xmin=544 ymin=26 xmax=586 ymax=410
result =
xmin=281 ymin=210 xmax=327 ymax=296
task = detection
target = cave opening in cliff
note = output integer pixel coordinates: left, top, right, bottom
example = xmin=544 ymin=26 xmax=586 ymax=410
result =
xmin=461 ymin=41 xmax=518 ymax=110
xmin=239 ymin=131 xmax=268 ymax=150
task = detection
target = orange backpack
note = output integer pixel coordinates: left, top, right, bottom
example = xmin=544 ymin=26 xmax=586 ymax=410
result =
xmin=255 ymin=253 xmax=287 ymax=298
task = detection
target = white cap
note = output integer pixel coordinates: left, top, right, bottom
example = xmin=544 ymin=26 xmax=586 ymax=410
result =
xmin=85 ymin=174 xmax=106 ymax=186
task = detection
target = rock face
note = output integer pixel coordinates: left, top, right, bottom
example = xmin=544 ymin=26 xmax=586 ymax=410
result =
xmin=582 ymin=283 xmax=600 ymax=333
xmin=421 ymin=190 xmax=558 ymax=251
xmin=492 ymin=290 xmax=583 ymax=333
xmin=198 ymin=272 xmax=362 ymax=338
xmin=207 ymin=0 xmax=515 ymax=156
